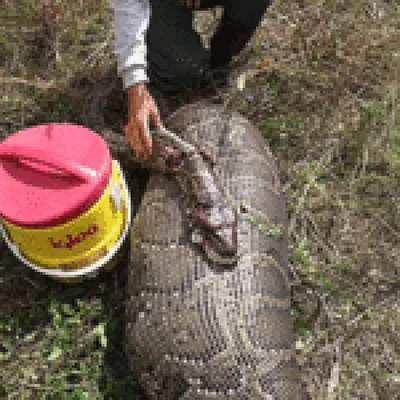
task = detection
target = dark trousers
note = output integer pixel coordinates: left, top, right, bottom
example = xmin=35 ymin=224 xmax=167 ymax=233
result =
xmin=147 ymin=0 xmax=272 ymax=95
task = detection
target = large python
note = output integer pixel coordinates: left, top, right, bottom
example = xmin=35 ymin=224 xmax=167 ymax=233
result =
xmin=124 ymin=100 xmax=305 ymax=399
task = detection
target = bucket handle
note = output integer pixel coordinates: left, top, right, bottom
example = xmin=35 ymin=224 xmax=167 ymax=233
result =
xmin=0 ymin=143 xmax=96 ymax=182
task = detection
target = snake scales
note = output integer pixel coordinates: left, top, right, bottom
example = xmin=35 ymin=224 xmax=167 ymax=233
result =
xmin=124 ymin=100 xmax=305 ymax=399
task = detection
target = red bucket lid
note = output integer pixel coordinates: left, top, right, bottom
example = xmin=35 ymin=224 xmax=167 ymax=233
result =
xmin=0 ymin=124 xmax=112 ymax=228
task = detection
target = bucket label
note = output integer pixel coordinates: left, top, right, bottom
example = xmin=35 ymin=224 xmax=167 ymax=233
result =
xmin=49 ymin=224 xmax=99 ymax=250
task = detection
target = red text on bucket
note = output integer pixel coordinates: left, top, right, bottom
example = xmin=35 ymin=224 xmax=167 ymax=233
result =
xmin=48 ymin=224 xmax=99 ymax=250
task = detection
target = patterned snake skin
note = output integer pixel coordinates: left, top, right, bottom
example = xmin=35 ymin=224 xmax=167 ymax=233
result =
xmin=125 ymin=101 xmax=305 ymax=399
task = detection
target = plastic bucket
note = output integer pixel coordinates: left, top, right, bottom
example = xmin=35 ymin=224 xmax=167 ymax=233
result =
xmin=0 ymin=124 xmax=132 ymax=282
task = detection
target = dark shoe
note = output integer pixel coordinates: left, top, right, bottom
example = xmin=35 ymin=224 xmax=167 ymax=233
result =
xmin=210 ymin=16 xmax=255 ymax=70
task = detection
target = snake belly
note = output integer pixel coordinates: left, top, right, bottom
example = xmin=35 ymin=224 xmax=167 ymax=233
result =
xmin=125 ymin=101 xmax=305 ymax=399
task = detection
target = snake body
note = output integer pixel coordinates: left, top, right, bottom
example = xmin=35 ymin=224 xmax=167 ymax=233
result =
xmin=125 ymin=101 xmax=305 ymax=399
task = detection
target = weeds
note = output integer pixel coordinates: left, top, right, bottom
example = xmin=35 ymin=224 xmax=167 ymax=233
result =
xmin=1 ymin=0 xmax=399 ymax=398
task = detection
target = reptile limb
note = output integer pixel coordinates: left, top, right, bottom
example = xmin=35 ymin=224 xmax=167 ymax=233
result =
xmin=154 ymin=129 xmax=239 ymax=265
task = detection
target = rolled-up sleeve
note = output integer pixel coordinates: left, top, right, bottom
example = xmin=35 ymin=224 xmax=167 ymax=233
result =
xmin=111 ymin=0 xmax=150 ymax=89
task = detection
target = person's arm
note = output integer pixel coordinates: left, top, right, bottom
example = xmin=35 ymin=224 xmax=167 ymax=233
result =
xmin=111 ymin=0 xmax=161 ymax=161
xmin=111 ymin=0 xmax=150 ymax=89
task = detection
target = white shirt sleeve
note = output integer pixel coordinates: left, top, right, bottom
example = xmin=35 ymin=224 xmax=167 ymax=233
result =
xmin=111 ymin=0 xmax=150 ymax=90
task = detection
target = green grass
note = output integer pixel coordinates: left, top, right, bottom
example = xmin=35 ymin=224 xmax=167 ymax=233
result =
xmin=0 ymin=281 xmax=142 ymax=399
xmin=1 ymin=0 xmax=400 ymax=399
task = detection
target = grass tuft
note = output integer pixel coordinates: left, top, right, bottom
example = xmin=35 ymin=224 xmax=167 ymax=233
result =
xmin=1 ymin=0 xmax=399 ymax=398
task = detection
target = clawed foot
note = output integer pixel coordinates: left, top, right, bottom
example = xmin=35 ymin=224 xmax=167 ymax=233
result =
xmin=198 ymin=147 xmax=216 ymax=167
xmin=189 ymin=203 xmax=238 ymax=265
xmin=158 ymin=146 xmax=215 ymax=173
xmin=157 ymin=146 xmax=185 ymax=173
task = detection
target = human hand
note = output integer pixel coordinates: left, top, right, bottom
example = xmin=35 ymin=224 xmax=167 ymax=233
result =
xmin=125 ymin=83 xmax=162 ymax=161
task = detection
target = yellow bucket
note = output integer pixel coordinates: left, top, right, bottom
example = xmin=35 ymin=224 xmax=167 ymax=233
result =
xmin=0 ymin=124 xmax=132 ymax=282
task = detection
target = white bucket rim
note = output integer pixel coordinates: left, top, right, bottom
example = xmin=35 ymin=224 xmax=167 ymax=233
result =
xmin=0 ymin=160 xmax=132 ymax=279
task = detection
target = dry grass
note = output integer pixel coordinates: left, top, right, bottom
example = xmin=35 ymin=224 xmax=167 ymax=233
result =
xmin=1 ymin=0 xmax=399 ymax=399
